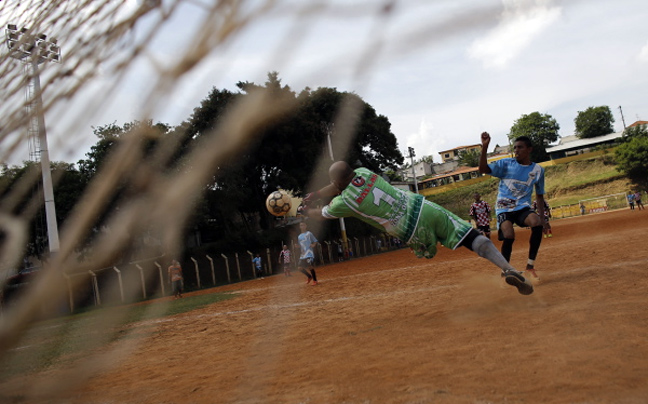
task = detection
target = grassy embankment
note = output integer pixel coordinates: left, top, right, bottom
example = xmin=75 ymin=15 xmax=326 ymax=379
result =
xmin=426 ymin=156 xmax=632 ymax=220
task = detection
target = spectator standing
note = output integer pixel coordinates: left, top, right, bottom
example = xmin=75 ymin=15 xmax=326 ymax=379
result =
xmin=532 ymin=199 xmax=553 ymax=238
xmin=634 ymin=191 xmax=645 ymax=210
xmin=627 ymin=193 xmax=636 ymax=210
xmin=168 ymin=259 xmax=183 ymax=299
xmin=469 ymin=192 xmax=492 ymax=239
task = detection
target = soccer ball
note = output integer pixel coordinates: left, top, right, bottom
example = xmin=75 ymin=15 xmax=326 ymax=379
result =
xmin=266 ymin=190 xmax=292 ymax=217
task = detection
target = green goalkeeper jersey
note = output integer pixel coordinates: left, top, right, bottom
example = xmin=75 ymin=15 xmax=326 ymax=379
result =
xmin=321 ymin=168 xmax=472 ymax=258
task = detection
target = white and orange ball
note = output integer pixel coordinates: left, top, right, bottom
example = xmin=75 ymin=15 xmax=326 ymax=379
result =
xmin=266 ymin=190 xmax=292 ymax=217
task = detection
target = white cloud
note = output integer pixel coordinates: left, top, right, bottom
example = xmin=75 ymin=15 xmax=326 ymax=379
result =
xmin=638 ymin=41 xmax=648 ymax=63
xmin=403 ymin=117 xmax=450 ymax=164
xmin=467 ymin=0 xmax=561 ymax=68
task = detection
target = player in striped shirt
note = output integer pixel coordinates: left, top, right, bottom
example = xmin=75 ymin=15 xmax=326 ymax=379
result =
xmin=469 ymin=193 xmax=492 ymax=239
xmin=299 ymin=161 xmax=533 ymax=295
xmin=278 ymin=245 xmax=292 ymax=277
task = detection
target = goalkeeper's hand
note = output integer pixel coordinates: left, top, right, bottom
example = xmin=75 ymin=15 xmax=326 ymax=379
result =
xmin=297 ymin=203 xmax=309 ymax=217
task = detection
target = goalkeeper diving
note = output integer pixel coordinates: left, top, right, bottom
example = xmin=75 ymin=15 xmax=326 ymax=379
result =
xmin=299 ymin=161 xmax=534 ymax=295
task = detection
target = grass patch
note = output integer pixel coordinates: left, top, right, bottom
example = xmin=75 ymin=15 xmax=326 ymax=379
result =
xmin=0 ymin=291 xmax=236 ymax=379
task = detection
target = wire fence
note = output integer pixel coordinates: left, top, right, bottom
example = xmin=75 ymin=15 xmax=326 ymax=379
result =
xmin=2 ymin=233 xmax=405 ymax=313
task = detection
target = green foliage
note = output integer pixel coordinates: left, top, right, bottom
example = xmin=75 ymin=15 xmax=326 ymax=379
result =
xmin=508 ymin=112 xmax=560 ymax=162
xmin=622 ymin=124 xmax=648 ymax=141
xmin=574 ymin=106 xmax=615 ymax=139
xmin=457 ymin=149 xmax=480 ymax=167
xmin=615 ymin=136 xmax=648 ymax=185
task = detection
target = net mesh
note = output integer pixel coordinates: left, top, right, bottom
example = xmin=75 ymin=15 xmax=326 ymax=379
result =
xmin=0 ymin=0 xmax=558 ymax=399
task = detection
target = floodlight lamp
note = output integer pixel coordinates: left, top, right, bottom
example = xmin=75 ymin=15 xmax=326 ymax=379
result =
xmin=50 ymin=38 xmax=57 ymax=44
xmin=38 ymin=33 xmax=47 ymax=40
xmin=20 ymin=27 xmax=28 ymax=33
xmin=8 ymin=32 xmax=19 ymax=41
xmin=7 ymin=24 xmax=17 ymax=30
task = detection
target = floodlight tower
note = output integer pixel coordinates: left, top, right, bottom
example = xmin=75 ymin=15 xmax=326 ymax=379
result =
xmin=408 ymin=147 xmax=418 ymax=193
xmin=5 ymin=24 xmax=61 ymax=253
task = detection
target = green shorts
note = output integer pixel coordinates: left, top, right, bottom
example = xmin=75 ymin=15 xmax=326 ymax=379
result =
xmin=408 ymin=200 xmax=473 ymax=259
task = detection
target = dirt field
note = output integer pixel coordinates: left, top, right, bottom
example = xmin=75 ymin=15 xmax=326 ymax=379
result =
xmin=4 ymin=208 xmax=648 ymax=404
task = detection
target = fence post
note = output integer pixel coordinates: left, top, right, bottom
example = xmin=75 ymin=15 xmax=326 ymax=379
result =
xmin=206 ymin=255 xmax=216 ymax=285
xmin=88 ymin=270 xmax=101 ymax=306
xmin=190 ymin=257 xmax=201 ymax=289
xmin=154 ymin=262 xmax=165 ymax=296
xmin=265 ymin=248 xmax=272 ymax=275
xmin=221 ymin=254 xmax=231 ymax=283
xmin=247 ymin=250 xmax=256 ymax=279
xmin=235 ymin=253 xmax=242 ymax=281
xmin=63 ymin=273 xmax=74 ymax=313
xmin=316 ymin=243 xmax=323 ymax=265
xmin=113 ymin=266 xmax=125 ymax=302
xmin=324 ymin=241 xmax=332 ymax=264
xmin=136 ymin=264 xmax=147 ymax=299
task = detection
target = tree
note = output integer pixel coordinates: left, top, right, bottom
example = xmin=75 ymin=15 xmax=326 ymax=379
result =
xmin=508 ymin=112 xmax=560 ymax=162
xmin=574 ymin=106 xmax=615 ymax=139
xmin=615 ymin=136 xmax=648 ymax=186
xmin=457 ymin=149 xmax=480 ymax=167
xmin=622 ymin=124 xmax=648 ymax=141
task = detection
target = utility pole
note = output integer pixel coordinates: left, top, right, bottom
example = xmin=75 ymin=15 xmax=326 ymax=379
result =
xmin=6 ymin=24 xmax=61 ymax=253
xmin=408 ymin=147 xmax=418 ymax=193
xmin=618 ymin=106 xmax=627 ymax=130
xmin=322 ymin=122 xmax=349 ymax=257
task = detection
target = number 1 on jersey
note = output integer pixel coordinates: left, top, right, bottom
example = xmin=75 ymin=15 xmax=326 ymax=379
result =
xmin=372 ymin=187 xmax=396 ymax=207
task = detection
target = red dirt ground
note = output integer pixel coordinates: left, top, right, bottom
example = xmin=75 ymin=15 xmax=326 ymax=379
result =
xmin=4 ymin=208 xmax=648 ymax=403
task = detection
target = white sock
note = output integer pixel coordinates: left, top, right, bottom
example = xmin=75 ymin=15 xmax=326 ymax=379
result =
xmin=471 ymin=235 xmax=516 ymax=272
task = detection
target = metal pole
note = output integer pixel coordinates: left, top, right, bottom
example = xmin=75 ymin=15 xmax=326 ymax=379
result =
xmin=247 ymin=250 xmax=256 ymax=279
xmin=235 ymin=253 xmax=242 ymax=281
xmin=221 ymin=254 xmax=231 ymax=283
xmin=154 ymin=262 xmax=165 ymax=296
xmin=408 ymin=147 xmax=418 ymax=193
xmin=136 ymin=264 xmax=146 ymax=299
xmin=206 ymin=255 xmax=216 ymax=285
xmin=30 ymin=59 xmax=60 ymax=252
xmin=190 ymin=257 xmax=201 ymax=289
xmin=113 ymin=266 xmax=125 ymax=302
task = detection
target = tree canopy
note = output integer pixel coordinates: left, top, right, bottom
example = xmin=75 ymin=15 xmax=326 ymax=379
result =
xmin=615 ymin=124 xmax=648 ymax=187
xmin=574 ymin=106 xmax=615 ymax=139
xmin=508 ymin=112 xmax=560 ymax=162
xmin=457 ymin=149 xmax=480 ymax=167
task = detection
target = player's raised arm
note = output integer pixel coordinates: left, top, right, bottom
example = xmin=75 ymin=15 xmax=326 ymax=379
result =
xmin=479 ymin=132 xmax=492 ymax=174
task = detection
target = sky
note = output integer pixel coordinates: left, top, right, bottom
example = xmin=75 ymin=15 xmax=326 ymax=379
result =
xmin=3 ymin=0 xmax=648 ymax=165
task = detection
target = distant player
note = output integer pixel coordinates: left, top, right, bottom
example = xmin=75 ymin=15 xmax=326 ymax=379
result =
xmin=278 ymin=245 xmax=292 ymax=277
xmin=167 ymin=259 xmax=183 ymax=299
xmin=297 ymin=222 xmax=319 ymax=285
xmin=479 ymin=132 xmax=550 ymax=279
xmin=299 ymin=161 xmax=533 ymax=295
xmin=532 ymin=199 xmax=553 ymax=238
xmin=252 ymin=254 xmax=263 ymax=278
xmin=469 ymin=192 xmax=492 ymax=239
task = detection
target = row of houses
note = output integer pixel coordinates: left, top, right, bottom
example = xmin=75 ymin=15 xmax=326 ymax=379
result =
xmin=397 ymin=120 xmax=647 ymax=193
